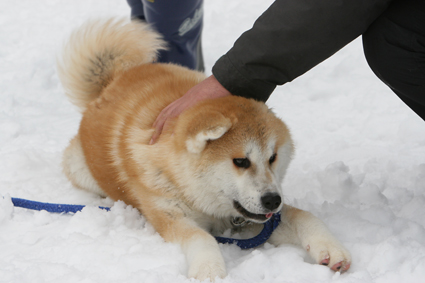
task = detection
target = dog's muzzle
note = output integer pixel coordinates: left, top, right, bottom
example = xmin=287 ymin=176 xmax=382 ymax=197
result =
xmin=233 ymin=200 xmax=276 ymax=223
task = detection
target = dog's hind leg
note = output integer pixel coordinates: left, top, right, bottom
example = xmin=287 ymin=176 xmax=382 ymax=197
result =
xmin=62 ymin=134 xmax=107 ymax=197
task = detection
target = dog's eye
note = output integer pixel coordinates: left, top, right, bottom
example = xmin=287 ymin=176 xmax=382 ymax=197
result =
xmin=233 ymin=158 xmax=251 ymax=169
xmin=269 ymin=153 xmax=277 ymax=165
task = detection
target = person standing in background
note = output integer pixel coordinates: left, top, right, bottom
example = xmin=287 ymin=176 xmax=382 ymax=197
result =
xmin=127 ymin=0 xmax=204 ymax=72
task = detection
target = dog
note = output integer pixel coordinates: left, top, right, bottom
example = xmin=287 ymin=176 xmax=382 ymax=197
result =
xmin=58 ymin=18 xmax=351 ymax=281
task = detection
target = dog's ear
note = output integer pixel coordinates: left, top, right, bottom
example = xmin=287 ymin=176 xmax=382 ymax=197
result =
xmin=175 ymin=110 xmax=236 ymax=154
xmin=185 ymin=112 xmax=232 ymax=154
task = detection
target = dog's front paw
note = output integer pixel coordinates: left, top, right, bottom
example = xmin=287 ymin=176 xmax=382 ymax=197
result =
xmin=306 ymin=238 xmax=351 ymax=272
xmin=183 ymin=232 xmax=226 ymax=281
xmin=188 ymin=256 xmax=226 ymax=281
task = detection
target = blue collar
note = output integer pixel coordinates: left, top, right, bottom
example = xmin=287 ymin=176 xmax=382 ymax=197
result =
xmin=10 ymin=197 xmax=281 ymax=249
xmin=215 ymin=213 xmax=281 ymax=249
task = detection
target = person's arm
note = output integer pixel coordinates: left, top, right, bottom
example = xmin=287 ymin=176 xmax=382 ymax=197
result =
xmin=213 ymin=0 xmax=392 ymax=102
xmin=151 ymin=0 xmax=392 ymax=143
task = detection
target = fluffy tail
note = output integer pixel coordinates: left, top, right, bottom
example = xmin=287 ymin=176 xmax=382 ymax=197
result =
xmin=57 ymin=18 xmax=165 ymax=112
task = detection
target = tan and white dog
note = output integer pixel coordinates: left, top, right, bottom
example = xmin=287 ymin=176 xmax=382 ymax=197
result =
xmin=58 ymin=18 xmax=351 ymax=281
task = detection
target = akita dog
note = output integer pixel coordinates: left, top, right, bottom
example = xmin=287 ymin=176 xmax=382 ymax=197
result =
xmin=58 ymin=18 xmax=351 ymax=281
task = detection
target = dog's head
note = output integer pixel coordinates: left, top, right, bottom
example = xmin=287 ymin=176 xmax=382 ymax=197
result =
xmin=173 ymin=96 xmax=293 ymax=223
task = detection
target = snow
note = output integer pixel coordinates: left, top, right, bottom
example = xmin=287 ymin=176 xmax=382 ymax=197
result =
xmin=1 ymin=0 xmax=425 ymax=282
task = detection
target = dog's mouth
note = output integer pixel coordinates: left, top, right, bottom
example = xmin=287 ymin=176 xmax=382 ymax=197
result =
xmin=233 ymin=201 xmax=273 ymax=223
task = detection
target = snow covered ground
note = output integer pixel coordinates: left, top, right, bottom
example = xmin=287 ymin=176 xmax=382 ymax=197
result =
xmin=1 ymin=0 xmax=425 ymax=282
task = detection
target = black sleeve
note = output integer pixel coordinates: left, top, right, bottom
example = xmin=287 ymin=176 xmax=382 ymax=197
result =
xmin=212 ymin=0 xmax=393 ymax=102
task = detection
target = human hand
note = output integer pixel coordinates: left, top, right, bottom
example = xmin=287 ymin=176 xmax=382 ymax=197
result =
xmin=150 ymin=75 xmax=231 ymax=144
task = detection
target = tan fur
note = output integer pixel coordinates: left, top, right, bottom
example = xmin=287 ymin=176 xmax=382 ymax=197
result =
xmin=59 ymin=18 xmax=351 ymax=281
xmin=57 ymin=18 xmax=166 ymax=112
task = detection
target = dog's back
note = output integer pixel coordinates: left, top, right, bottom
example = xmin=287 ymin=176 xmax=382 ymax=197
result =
xmin=58 ymin=18 xmax=206 ymax=205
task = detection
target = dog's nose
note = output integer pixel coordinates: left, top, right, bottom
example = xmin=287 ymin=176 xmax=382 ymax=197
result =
xmin=261 ymin=193 xmax=281 ymax=211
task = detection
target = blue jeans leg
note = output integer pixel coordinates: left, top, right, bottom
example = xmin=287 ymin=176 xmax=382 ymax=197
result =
xmin=127 ymin=0 xmax=204 ymax=71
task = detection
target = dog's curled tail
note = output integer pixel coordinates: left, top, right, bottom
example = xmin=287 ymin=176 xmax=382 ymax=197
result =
xmin=57 ymin=18 xmax=165 ymax=112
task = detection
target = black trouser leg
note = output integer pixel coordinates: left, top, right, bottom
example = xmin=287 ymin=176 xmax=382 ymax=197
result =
xmin=363 ymin=0 xmax=425 ymax=120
